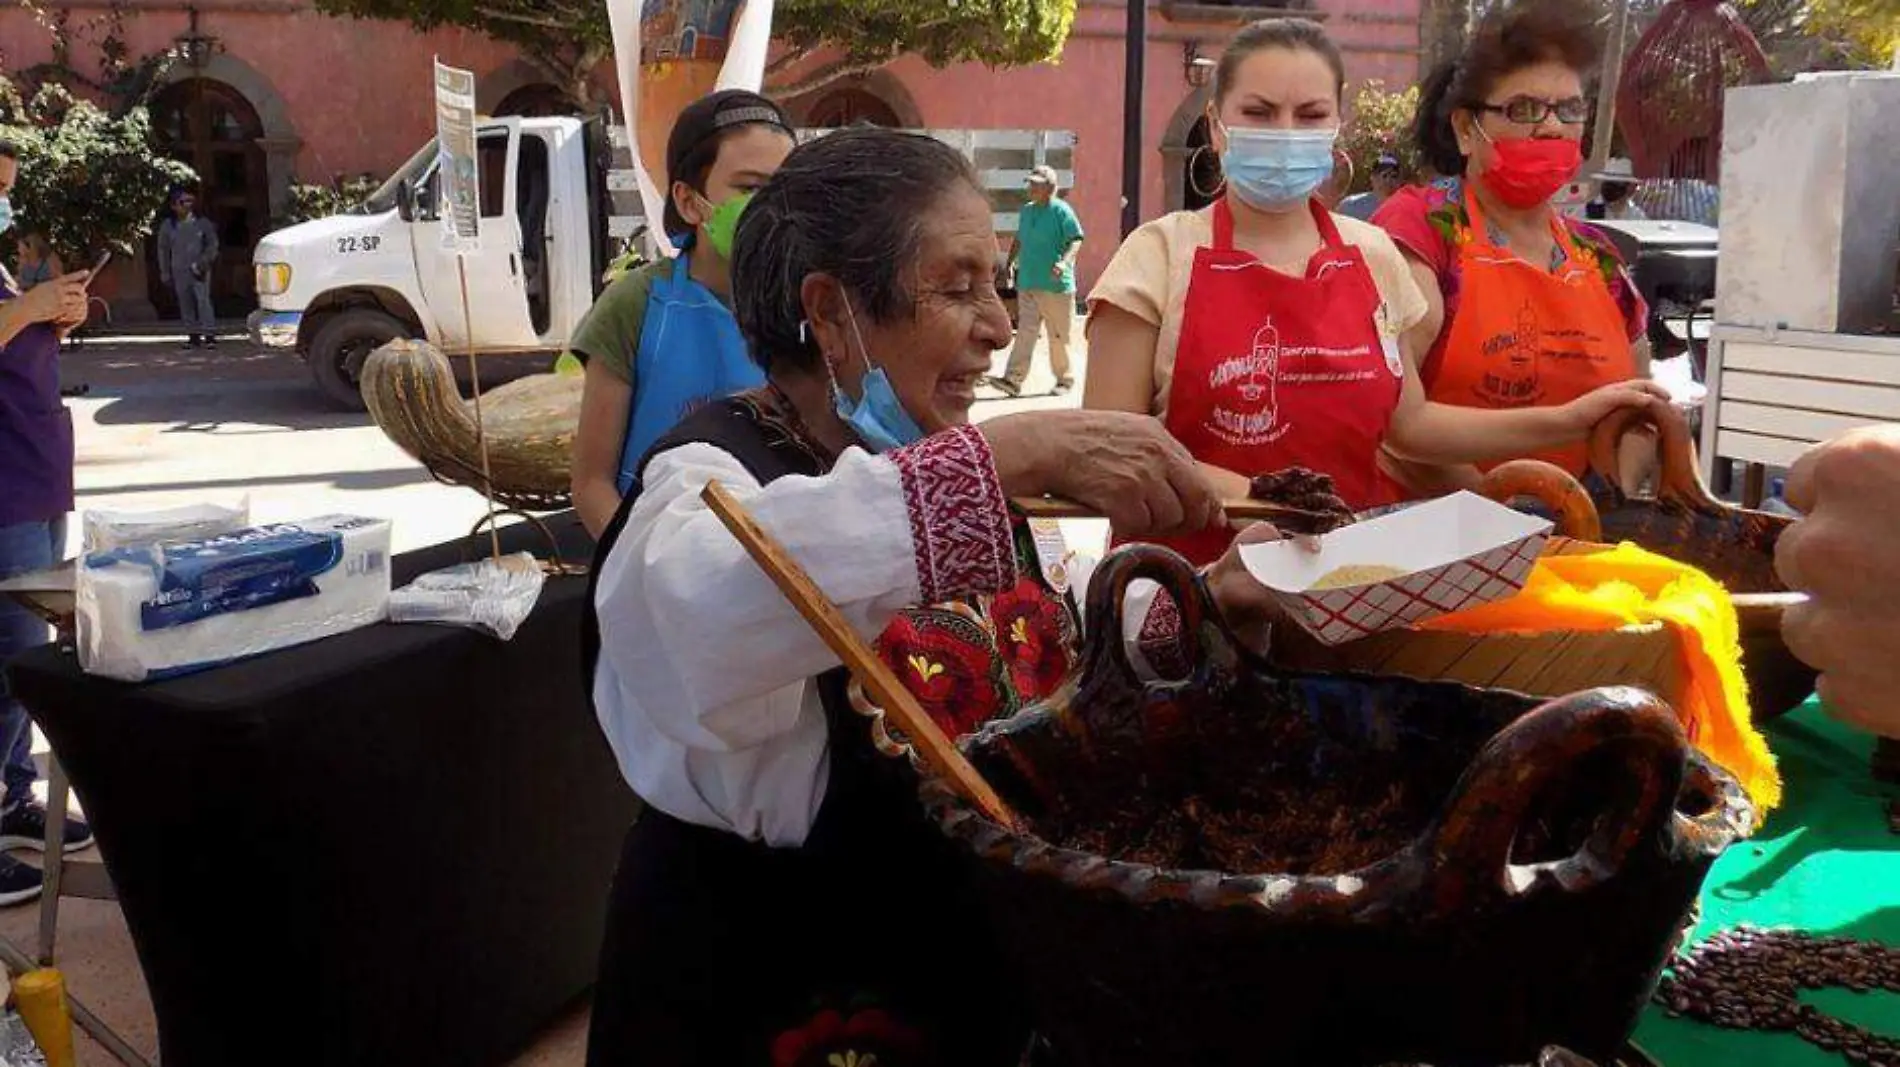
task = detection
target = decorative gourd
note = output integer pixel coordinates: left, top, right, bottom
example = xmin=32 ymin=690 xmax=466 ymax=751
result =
xmin=361 ymin=339 xmax=581 ymax=513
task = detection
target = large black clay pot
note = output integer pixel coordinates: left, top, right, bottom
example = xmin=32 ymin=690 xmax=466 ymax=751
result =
xmin=921 ymin=545 xmax=1752 ymax=1067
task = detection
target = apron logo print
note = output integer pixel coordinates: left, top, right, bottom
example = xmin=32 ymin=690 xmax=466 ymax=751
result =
xmin=1205 ymin=318 xmax=1292 ymax=445
xmin=1476 ymin=301 xmax=1544 ymax=405
xmin=1205 ymin=319 xmax=1282 ymax=406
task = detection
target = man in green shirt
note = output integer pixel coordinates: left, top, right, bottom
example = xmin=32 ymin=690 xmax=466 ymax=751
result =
xmin=991 ymin=164 xmax=1083 ymax=397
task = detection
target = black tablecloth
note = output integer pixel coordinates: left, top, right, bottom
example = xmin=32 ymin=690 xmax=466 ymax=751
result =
xmin=6 ymin=515 xmax=638 ymax=1067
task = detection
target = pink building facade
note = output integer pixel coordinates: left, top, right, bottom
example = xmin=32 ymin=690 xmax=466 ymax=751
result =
xmin=0 ymin=0 xmax=1422 ymax=319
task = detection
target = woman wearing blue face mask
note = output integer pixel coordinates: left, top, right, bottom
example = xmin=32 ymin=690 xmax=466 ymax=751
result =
xmin=570 ymin=90 xmax=796 ymax=538
xmin=1087 ymin=17 xmax=1667 ymax=567
xmin=580 ymin=127 xmax=1286 ymax=1067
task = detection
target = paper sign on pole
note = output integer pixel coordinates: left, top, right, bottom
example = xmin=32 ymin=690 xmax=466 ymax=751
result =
xmin=433 ymin=58 xmax=481 ymax=253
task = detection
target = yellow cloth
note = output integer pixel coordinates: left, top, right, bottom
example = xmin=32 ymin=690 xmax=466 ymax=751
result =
xmin=1420 ymin=542 xmax=1781 ymax=813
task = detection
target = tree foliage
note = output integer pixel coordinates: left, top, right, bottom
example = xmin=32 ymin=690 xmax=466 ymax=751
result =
xmin=1731 ymin=0 xmax=1900 ymax=70
xmin=1341 ymin=81 xmax=1421 ymax=193
xmin=0 ymin=79 xmax=197 ymax=264
xmin=278 ymin=174 xmax=383 ymax=229
xmin=310 ymin=0 xmax=1077 ymax=105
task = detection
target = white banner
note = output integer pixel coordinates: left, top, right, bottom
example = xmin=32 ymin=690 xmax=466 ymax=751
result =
xmin=432 ymin=58 xmax=481 ymax=253
xmin=607 ymin=0 xmax=776 ymax=259
xmin=717 ymin=0 xmax=775 ymax=92
xmin=606 ymin=1 xmax=674 ymax=257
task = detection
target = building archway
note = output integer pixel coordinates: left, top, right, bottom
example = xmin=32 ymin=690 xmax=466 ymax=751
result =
xmin=148 ymin=77 xmax=271 ymax=318
xmin=1160 ymin=87 xmax=1216 ymax=212
xmin=804 ymin=87 xmax=901 ymax=128
xmin=785 ymin=68 xmax=924 ymax=129
xmin=157 ymin=53 xmax=300 ymax=221
xmin=495 ymin=83 xmax=581 ymax=118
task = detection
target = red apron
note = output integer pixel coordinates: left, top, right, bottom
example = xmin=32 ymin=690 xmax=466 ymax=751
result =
xmin=1152 ymin=198 xmax=1402 ymax=566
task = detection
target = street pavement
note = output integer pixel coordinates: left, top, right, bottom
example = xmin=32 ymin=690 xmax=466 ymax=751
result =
xmin=6 ymin=319 xmax=1093 ymax=1066
xmin=51 ymin=326 xmax=1095 ymax=556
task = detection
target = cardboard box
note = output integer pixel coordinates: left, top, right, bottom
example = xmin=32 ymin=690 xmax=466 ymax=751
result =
xmin=1241 ymin=493 xmax=1550 ymax=646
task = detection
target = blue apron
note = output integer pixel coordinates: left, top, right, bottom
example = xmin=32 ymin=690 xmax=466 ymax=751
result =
xmin=615 ymin=247 xmax=763 ymax=493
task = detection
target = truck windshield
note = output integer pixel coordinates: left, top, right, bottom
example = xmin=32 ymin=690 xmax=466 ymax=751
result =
xmin=363 ymin=139 xmax=441 ymax=214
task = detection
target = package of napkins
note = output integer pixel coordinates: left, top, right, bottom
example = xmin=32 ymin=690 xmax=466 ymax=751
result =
xmin=76 ymin=515 xmax=392 ymax=682
xmin=83 ymin=498 xmax=251 ymax=553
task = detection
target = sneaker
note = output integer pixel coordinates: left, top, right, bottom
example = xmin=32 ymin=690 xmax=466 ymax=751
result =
xmin=179 ymin=336 xmax=199 ymax=351
xmin=202 ymin=335 xmax=220 ymax=349
xmin=1052 ymin=380 xmax=1074 ymax=396
xmin=0 ymin=856 xmax=41 ymax=907
xmin=983 ymin=375 xmax=1022 ymax=398
xmin=0 ymin=799 xmax=94 ymax=854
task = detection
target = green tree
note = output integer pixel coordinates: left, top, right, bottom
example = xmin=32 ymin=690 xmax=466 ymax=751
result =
xmin=1619 ymin=0 xmax=1900 ymax=72
xmin=1341 ymin=81 xmax=1421 ymax=193
xmin=1733 ymin=0 xmax=1900 ymax=69
xmin=310 ymin=0 xmax=1077 ymax=107
xmin=0 ymin=79 xmax=196 ymax=264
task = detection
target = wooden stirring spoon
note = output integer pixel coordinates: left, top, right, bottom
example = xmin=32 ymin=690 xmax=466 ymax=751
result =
xmin=701 ymin=480 xmax=1023 ymax=832
xmin=1010 ymin=496 xmax=1348 ymax=536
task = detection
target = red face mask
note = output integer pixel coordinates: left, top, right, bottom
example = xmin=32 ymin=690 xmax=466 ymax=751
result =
xmin=1478 ymin=135 xmax=1582 ymax=209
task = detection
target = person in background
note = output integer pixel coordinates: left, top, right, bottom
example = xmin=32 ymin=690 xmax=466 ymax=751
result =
xmin=1586 ymin=158 xmax=1648 ymax=222
xmin=1776 ymin=426 xmax=1900 ymax=739
xmin=157 ymin=189 xmax=219 ymax=350
xmin=0 ymin=138 xmax=96 ymax=907
xmin=1372 ymin=0 xmax=1656 ymax=498
xmin=1085 ymin=17 xmax=1664 ymax=566
xmin=1337 ymin=154 xmax=1404 ymax=221
xmin=569 ymin=90 xmax=796 ymax=538
xmin=12 ymin=233 xmax=61 ymax=291
xmin=989 ymin=164 xmax=1083 ymax=397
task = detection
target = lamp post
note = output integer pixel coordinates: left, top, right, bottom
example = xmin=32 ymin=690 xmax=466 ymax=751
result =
xmin=1121 ymin=0 xmax=1147 ymax=238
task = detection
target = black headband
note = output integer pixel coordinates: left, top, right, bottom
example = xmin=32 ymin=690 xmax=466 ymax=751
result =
xmin=713 ymin=105 xmax=791 ymax=134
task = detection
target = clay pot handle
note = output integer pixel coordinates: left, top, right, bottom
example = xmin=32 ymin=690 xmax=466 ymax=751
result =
xmin=1479 ymin=460 xmax=1604 ymax=542
xmin=1586 ymin=404 xmax=1724 ymax=513
xmin=1066 ymin=543 xmax=1222 ymax=751
xmin=1421 ymin=688 xmax=1689 ymax=916
xmin=1078 ymin=543 xmax=1212 ymax=687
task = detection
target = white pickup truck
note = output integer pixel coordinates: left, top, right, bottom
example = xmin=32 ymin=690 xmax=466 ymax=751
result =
xmin=249 ymin=115 xmax=637 ymax=409
xmin=253 ymin=120 xmax=1077 ymax=409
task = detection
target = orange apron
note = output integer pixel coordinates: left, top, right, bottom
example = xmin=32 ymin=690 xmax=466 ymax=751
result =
xmin=1425 ymin=188 xmax=1635 ymax=475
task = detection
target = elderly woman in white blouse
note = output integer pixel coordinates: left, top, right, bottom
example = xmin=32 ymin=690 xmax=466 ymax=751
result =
xmin=582 ymin=127 xmax=1285 ymax=1067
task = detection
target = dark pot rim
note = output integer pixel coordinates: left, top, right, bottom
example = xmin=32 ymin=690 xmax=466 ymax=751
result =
xmin=920 ymin=692 xmax=1755 ymax=921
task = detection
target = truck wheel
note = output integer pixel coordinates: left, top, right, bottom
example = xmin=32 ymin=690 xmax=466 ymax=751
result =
xmin=309 ymin=309 xmax=407 ymax=411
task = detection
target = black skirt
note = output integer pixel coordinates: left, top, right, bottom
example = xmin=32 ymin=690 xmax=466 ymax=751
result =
xmin=585 ymin=801 xmax=1033 ymax=1067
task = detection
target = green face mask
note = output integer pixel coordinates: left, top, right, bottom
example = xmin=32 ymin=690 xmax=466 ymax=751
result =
xmin=699 ymin=191 xmax=754 ymax=260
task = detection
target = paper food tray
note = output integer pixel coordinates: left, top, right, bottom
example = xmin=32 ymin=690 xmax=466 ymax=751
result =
xmin=1241 ymin=492 xmax=1551 ymax=646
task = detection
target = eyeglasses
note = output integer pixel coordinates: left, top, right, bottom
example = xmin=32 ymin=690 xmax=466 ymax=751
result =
xmin=1476 ymin=96 xmax=1592 ymax=127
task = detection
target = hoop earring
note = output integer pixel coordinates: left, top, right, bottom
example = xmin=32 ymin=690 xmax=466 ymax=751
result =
xmin=1188 ymin=144 xmax=1226 ymax=201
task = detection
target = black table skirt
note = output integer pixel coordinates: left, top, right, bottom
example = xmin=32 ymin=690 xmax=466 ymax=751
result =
xmin=6 ymin=514 xmax=639 ymax=1067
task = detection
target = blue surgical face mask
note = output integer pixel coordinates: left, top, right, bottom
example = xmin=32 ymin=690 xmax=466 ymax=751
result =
xmin=1221 ymin=125 xmax=1339 ymax=213
xmin=827 ymin=297 xmax=926 ymax=453
xmin=0 ymin=198 xmax=13 ymax=237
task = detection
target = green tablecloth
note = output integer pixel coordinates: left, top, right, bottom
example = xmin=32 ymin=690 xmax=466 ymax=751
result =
xmin=1636 ymin=700 xmax=1900 ymax=1064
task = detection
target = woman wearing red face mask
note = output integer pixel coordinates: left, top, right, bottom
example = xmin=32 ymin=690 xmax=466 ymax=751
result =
xmin=1373 ymin=0 xmax=1656 ymax=495
xmin=1085 ymin=16 xmax=1664 ymax=568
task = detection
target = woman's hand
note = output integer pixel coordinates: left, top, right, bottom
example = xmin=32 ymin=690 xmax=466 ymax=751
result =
xmin=15 ymin=272 xmax=89 ymax=326
xmin=1203 ymin=522 xmax=1299 ymax=652
xmin=984 ymin=410 xmax=1224 ymax=538
xmin=1555 ymin=380 xmax=1673 ymax=438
